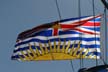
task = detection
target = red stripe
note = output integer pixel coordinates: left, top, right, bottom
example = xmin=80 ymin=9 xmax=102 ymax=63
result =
xmin=82 ymin=22 xmax=100 ymax=26
xmin=60 ymin=21 xmax=87 ymax=28
xmin=61 ymin=24 xmax=79 ymax=28
xmin=60 ymin=22 xmax=100 ymax=29
xmin=53 ymin=28 xmax=58 ymax=36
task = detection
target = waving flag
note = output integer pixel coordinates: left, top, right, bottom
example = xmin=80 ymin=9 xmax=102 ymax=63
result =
xmin=11 ymin=15 xmax=101 ymax=61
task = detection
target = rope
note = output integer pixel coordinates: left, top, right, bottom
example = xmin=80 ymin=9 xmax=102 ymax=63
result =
xmin=78 ymin=0 xmax=84 ymax=69
xmin=70 ymin=60 xmax=75 ymax=72
xmin=55 ymin=0 xmax=62 ymax=21
xmin=92 ymin=0 xmax=98 ymax=66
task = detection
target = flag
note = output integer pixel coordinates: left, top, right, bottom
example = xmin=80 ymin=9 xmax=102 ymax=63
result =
xmin=11 ymin=15 xmax=101 ymax=61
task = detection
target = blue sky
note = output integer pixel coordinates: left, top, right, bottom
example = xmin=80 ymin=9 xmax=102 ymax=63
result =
xmin=0 ymin=0 xmax=107 ymax=72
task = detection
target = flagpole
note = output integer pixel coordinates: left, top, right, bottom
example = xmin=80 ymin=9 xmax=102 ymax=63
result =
xmin=104 ymin=7 xmax=107 ymax=64
xmin=55 ymin=0 xmax=62 ymax=21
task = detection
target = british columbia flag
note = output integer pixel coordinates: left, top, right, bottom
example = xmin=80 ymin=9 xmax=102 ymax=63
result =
xmin=11 ymin=14 xmax=101 ymax=61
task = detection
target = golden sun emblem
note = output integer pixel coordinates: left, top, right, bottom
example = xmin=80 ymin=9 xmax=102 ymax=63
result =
xmin=17 ymin=40 xmax=96 ymax=61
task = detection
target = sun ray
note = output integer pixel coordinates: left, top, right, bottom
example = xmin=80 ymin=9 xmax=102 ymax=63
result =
xmin=26 ymin=50 xmax=33 ymax=60
xmin=29 ymin=44 xmax=37 ymax=58
xmin=53 ymin=40 xmax=56 ymax=52
xmin=82 ymin=48 xmax=89 ymax=58
xmin=69 ymin=41 xmax=76 ymax=55
xmin=65 ymin=40 xmax=71 ymax=54
xmin=20 ymin=51 xmax=30 ymax=61
xmin=39 ymin=42 xmax=45 ymax=55
xmin=48 ymin=40 xmax=53 ymax=52
xmin=44 ymin=43 xmax=49 ymax=54
xmin=57 ymin=39 xmax=61 ymax=52
xmin=61 ymin=39 xmax=66 ymax=53
xmin=34 ymin=43 xmax=41 ymax=56
xmin=18 ymin=54 xmax=25 ymax=61
xmin=73 ymin=41 xmax=81 ymax=56
xmin=77 ymin=48 xmax=84 ymax=58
